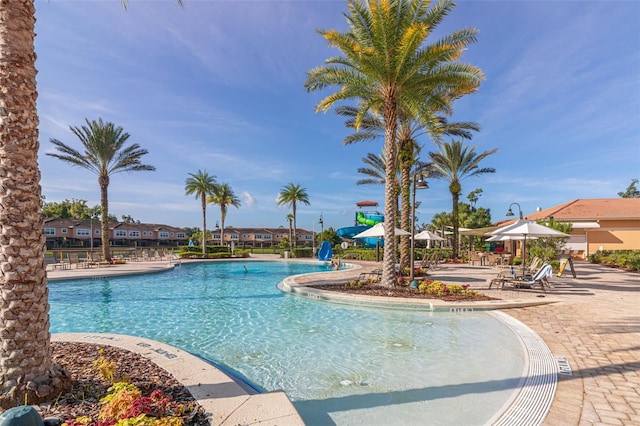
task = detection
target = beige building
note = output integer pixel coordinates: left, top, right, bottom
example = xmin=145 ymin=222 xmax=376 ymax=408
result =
xmin=502 ymin=198 xmax=640 ymax=258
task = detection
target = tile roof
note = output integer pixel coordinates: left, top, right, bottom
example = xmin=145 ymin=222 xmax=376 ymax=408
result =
xmin=523 ymin=198 xmax=640 ymax=221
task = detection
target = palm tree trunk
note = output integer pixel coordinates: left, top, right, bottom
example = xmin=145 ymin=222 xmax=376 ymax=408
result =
xmin=220 ymin=206 xmax=226 ymax=251
xmin=292 ymin=203 xmax=297 ymax=250
xmin=201 ymin=195 xmax=207 ymax=254
xmin=0 ymin=0 xmax=66 ymax=408
xmin=399 ymin=162 xmax=411 ymax=272
xmin=100 ymin=181 xmax=111 ymax=260
xmin=452 ymin=192 xmax=460 ymax=259
xmin=382 ymin=97 xmax=399 ymax=287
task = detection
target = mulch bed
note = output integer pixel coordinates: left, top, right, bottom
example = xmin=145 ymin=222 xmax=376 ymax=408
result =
xmin=34 ymin=342 xmax=209 ymax=425
xmin=310 ymin=283 xmax=499 ymax=302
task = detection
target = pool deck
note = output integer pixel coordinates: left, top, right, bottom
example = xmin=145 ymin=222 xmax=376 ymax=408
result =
xmin=48 ymin=255 xmax=640 ymax=425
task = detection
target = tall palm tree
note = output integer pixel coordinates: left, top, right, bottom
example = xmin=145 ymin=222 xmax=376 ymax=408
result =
xmin=207 ymin=183 xmax=241 ymax=250
xmin=305 ymin=0 xmax=483 ymax=286
xmin=428 ymin=140 xmax=498 ymax=258
xmin=185 ymin=170 xmax=217 ymax=255
xmin=338 ymin=107 xmax=480 ymax=271
xmin=48 ymin=118 xmax=155 ymax=261
xmin=277 ymin=183 xmax=310 ymax=250
xmin=0 ymin=1 xmax=54 ymax=407
xmin=0 ymin=0 xmax=181 ymax=408
xmin=0 ymin=0 xmax=182 ymax=408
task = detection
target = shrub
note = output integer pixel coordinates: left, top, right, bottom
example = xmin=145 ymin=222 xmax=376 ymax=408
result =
xmin=417 ymin=280 xmax=482 ymax=298
xmin=62 ymin=352 xmax=202 ymax=426
xmin=589 ymin=250 xmax=640 ymax=272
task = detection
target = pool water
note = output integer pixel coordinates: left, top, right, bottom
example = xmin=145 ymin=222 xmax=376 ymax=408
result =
xmin=49 ymin=261 xmax=526 ymax=425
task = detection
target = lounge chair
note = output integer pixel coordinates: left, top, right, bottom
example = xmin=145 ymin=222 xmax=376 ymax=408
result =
xmin=514 ymin=263 xmax=554 ymax=291
xmin=68 ymin=252 xmax=90 ymax=269
xmin=491 ymin=263 xmax=554 ymax=291
xmin=45 ymin=253 xmax=67 ymax=271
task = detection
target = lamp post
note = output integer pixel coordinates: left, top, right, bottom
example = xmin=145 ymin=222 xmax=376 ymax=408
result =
xmin=506 ymin=203 xmax=523 ymax=220
xmin=214 ymin=221 xmax=220 ymax=247
xmin=505 ymin=202 xmax=524 ymax=266
xmin=89 ymin=215 xmax=97 ymax=255
xmin=410 ymin=172 xmax=428 ymax=282
xmin=318 ymin=214 xmax=324 ymax=241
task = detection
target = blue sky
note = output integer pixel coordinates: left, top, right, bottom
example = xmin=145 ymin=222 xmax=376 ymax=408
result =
xmin=35 ymin=0 xmax=639 ymax=233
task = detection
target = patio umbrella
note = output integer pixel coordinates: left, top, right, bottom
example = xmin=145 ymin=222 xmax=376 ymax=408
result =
xmin=353 ymin=222 xmax=411 ymax=239
xmin=413 ymin=230 xmax=445 ymax=241
xmin=485 ymin=234 xmax=537 ymax=242
xmin=487 ymin=220 xmax=569 ymax=275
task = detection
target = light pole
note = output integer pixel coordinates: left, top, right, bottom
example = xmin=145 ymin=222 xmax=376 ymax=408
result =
xmin=506 ymin=203 xmax=523 ymax=220
xmin=214 ymin=221 xmax=220 ymax=247
xmin=505 ymin=202 xmax=524 ymax=268
xmin=318 ymin=214 xmax=324 ymax=241
xmin=89 ymin=215 xmax=97 ymax=255
xmin=410 ymin=171 xmax=428 ymax=282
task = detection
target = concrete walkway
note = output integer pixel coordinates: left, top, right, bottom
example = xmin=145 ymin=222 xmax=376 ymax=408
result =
xmin=47 ymin=256 xmax=640 ymax=425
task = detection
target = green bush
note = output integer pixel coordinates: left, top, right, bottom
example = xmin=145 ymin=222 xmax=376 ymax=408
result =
xmin=589 ymin=250 xmax=640 ymax=272
xmin=293 ymin=247 xmax=314 ymax=258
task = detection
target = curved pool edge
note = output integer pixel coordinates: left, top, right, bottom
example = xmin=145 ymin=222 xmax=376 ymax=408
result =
xmin=52 ymin=333 xmax=305 ymax=426
xmin=279 ymin=270 xmax=561 ymax=311
xmin=280 ymin=270 xmax=559 ymax=425
xmin=486 ymin=311 xmax=558 ymax=426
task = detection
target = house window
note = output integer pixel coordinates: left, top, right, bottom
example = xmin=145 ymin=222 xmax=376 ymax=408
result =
xmin=44 ymin=228 xmax=55 ymax=235
xmin=61 ymin=228 xmax=67 ymax=234
xmin=115 ymin=230 xmax=126 ymax=237
xmin=170 ymin=232 xmax=174 ymax=237
xmin=159 ymin=232 xmax=169 ymax=238
xmin=129 ymin=231 xmax=140 ymax=237
xmin=177 ymin=233 xmax=186 ymax=238
xmin=305 ymin=235 xmax=312 ymax=240
xmin=95 ymin=229 xmax=100 ymax=235
xmin=264 ymin=235 xmax=271 ymax=240
xmin=231 ymin=234 xmax=239 ymax=240
xmin=76 ymin=229 xmax=90 ymax=236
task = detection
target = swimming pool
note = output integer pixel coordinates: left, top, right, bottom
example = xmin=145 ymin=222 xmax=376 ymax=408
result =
xmin=49 ymin=261 xmax=527 ymax=425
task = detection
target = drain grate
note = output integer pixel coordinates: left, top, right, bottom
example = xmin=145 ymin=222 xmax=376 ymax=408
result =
xmin=555 ymin=356 xmax=573 ymax=376
xmin=489 ymin=311 xmax=558 ymax=426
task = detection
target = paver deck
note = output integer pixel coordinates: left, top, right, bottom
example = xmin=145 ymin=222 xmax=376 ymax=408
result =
xmin=47 ymin=255 xmax=640 ymax=425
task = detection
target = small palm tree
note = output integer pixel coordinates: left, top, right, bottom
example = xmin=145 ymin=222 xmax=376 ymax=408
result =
xmin=428 ymin=140 xmax=498 ymax=258
xmin=277 ymin=183 xmax=310 ymax=250
xmin=185 ymin=170 xmax=217 ymax=254
xmin=48 ymin=118 xmax=155 ymax=261
xmin=207 ymin=183 xmax=241 ymax=250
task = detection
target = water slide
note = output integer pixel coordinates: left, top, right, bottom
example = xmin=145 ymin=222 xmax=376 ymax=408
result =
xmin=336 ymin=225 xmax=370 ymax=239
xmin=356 ymin=212 xmax=384 ymax=226
xmin=318 ymin=241 xmax=333 ymax=261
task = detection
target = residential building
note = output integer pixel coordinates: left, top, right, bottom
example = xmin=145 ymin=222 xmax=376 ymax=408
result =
xmin=44 ymin=218 xmax=188 ymax=249
xmin=43 ymin=218 xmax=315 ymax=249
